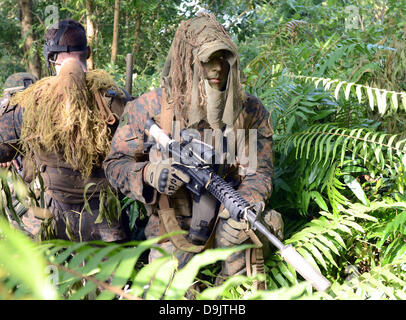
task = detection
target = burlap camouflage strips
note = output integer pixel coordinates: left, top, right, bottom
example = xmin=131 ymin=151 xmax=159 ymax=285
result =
xmin=0 ymin=71 xmax=130 ymax=242
xmin=104 ymin=88 xmax=274 ymax=206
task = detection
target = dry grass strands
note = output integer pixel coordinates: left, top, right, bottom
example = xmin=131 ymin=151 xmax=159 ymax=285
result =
xmin=11 ymin=60 xmax=122 ymax=178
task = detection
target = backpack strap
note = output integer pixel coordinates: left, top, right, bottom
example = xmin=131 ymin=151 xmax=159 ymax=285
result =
xmin=159 ymin=88 xmax=174 ymax=134
xmin=94 ymin=90 xmax=118 ymax=125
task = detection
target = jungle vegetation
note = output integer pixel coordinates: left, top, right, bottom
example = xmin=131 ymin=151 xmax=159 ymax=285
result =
xmin=0 ymin=0 xmax=405 ymax=300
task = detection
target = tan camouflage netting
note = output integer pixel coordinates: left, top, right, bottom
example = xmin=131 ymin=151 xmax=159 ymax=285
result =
xmin=11 ymin=59 xmax=124 ymax=178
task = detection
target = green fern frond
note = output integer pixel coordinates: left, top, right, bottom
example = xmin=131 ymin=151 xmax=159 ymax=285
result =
xmin=289 ymin=74 xmax=406 ymax=115
xmin=263 ymin=205 xmax=376 ymax=295
xmin=313 ymin=258 xmax=406 ymax=300
xmin=248 ymin=281 xmax=313 ymax=300
xmin=0 ymin=217 xmax=58 ymax=300
xmin=281 ymin=123 xmax=406 ymax=172
xmin=38 ymin=235 xmax=251 ymax=300
xmin=285 ymin=20 xmax=310 ymax=36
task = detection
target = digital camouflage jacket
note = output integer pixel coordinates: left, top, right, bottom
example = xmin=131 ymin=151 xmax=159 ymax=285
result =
xmin=0 ymin=98 xmax=22 ymax=163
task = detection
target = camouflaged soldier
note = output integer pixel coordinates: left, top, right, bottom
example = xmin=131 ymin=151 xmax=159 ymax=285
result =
xmin=104 ymin=13 xmax=283 ymax=288
xmin=1 ymin=72 xmax=37 ymax=172
xmin=0 ymin=19 xmax=131 ymax=242
xmin=0 ymin=72 xmax=41 ymax=236
xmin=1 ymin=72 xmax=37 ymax=102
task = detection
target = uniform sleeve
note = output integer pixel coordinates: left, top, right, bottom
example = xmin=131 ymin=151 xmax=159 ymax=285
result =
xmin=0 ymin=103 xmax=23 ymax=163
xmin=104 ymin=91 xmax=160 ymax=204
xmin=237 ymin=97 xmax=274 ymax=205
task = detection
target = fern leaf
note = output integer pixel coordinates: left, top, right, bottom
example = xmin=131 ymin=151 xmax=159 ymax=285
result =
xmin=164 ymin=246 xmax=249 ymax=300
xmin=289 ymin=74 xmax=406 ymax=115
xmin=280 ymin=124 xmax=405 ymax=174
xmin=197 ymin=275 xmax=250 ymax=300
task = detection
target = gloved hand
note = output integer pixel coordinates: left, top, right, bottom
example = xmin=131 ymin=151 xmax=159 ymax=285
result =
xmin=216 ymin=208 xmax=250 ymax=247
xmin=143 ymin=158 xmax=190 ymax=195
xmin=216 ymin=207 xmax=285 ymax=247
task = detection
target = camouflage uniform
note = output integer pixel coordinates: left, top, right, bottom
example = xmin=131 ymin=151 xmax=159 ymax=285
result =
xmin=104 ymin=87 xmax=274 ymax=275
xmin=0 ymin=74 xmax=130 ymax=242
xmin=1 ymin=72 xmax=40 ymax=236
xmin=0 ymin=73 xmax=38 ymax=166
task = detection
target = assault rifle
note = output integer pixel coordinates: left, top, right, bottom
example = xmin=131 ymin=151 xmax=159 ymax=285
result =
xmin=145 ymin=119 xmax=331 ymax=292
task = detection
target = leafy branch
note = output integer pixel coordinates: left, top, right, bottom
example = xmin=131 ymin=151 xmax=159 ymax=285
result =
xmin=280 ymin=124 xmax=406 ymax=172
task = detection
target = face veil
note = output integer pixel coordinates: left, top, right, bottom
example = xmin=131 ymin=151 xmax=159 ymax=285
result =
xmin=161 ymin=13 xmax=246 ymax=129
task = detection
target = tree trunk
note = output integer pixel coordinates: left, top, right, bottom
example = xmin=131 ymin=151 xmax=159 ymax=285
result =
xmin=86 ymin=0 xmax=96 ymax=70
xmin=132 ymin=12 xmax=141 ymax=56
xmin=111 ymin=0 xmax=120 ymax=65
xmin=18 ymin=0 xmax=41 ymax=78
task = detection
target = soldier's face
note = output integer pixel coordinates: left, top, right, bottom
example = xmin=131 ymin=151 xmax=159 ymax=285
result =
xmin=201 ymin=50 xmax=230 ymax=91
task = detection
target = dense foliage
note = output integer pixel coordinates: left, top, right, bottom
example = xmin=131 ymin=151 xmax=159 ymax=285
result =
xmin=0 ymin=0 xmax=405 ymax=300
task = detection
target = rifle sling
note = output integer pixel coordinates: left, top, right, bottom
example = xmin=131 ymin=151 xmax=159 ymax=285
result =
xmin=94 ymin=90 xmax=117 ymax=125
xmin=156 ymin=88 xmax=218 ymax=253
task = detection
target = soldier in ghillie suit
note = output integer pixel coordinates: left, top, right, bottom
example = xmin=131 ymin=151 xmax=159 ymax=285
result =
xmin=0 ymin=19 xmax=130 ymax=242
xmin=104 ymin=13 xmax=283 ymax=289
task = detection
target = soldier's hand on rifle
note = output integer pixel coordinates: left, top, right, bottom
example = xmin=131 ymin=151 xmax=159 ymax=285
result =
xmin=143 ymin=158 xmax=190 ymax=195
xmin=216 ymin=207 xmax=284 ymax=247
xmin=216 ymin=208 xmax=250 ymax=246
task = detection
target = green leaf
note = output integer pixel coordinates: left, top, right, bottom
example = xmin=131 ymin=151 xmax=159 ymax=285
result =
xmin=277 ymin=261 xmax=298 ymax=285
xmin=302 ymin=242 xmax=327 ymax=270
xmin=130 ymin=256 xmax=174 ymax=298
xmin=83 ymin=183 xmax=97 ymax=215
xmin=366 ymin=87 xmax=375 ymax=110
xmin=391 ymin=92 xmax=399 ymax=111
xmin=271 ymin=266 xmax=291 ymax=287
xmin=312 ymin=239 xmax=338 ymax=267
xmin=165 ymin=246 xmax=250 ymax=300
xmin=343 ymin=175 xmax=369 ymax=206
xmin=198 ymin=275 xmax=250 ymax=300
xmin=147 ymin=258 xmax=179 ymax=300
xmin=310 ymin=191 xmax=329 ymax=211
xmin=0 ymin=218 xmax=58 ymax=300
